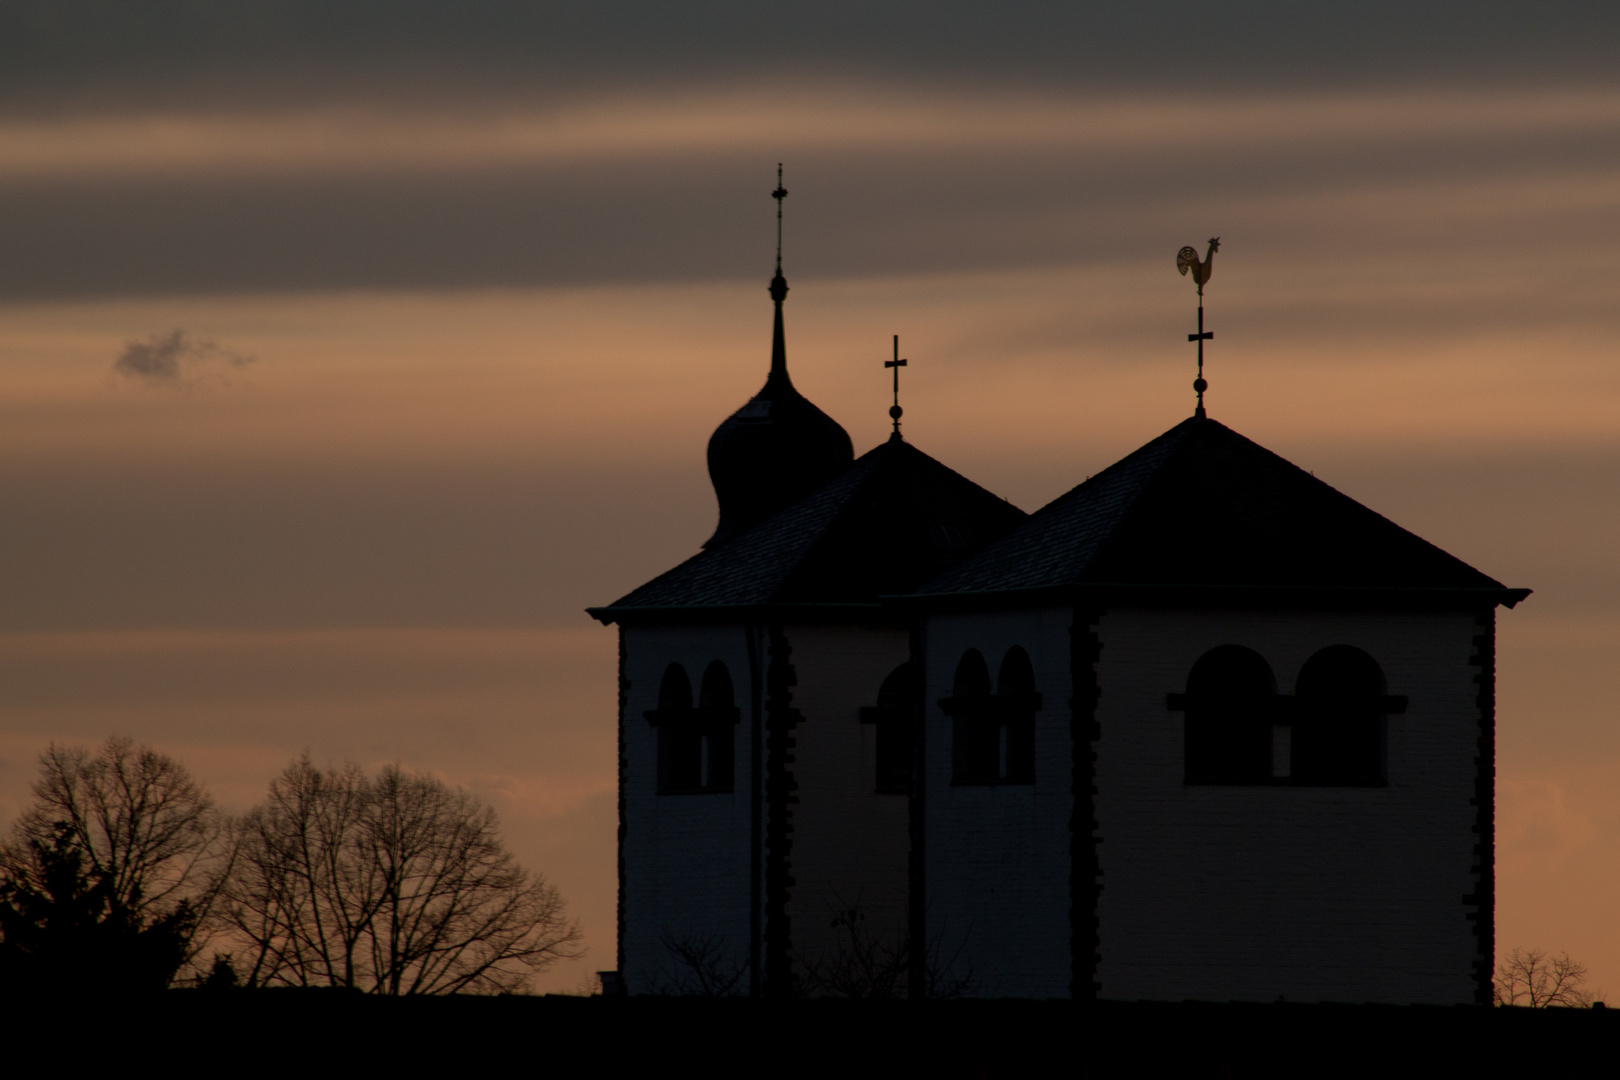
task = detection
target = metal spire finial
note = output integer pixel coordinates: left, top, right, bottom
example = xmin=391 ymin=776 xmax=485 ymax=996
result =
xmin=767 ymin=166 xmax=791 ymax=376
xmin=772 ymin=163 xmax=788 ymax=274
xmin=885 ymin=334 xmax=908 ymax=439
xmin=1177 ymin=237 xmax=1220 ymax=418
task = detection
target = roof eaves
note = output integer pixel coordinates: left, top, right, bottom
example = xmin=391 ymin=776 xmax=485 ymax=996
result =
xmin=587 ymin=600 xmax=891 ymax=627
xmin=890 ymin=582 xmax=1533 ymax=613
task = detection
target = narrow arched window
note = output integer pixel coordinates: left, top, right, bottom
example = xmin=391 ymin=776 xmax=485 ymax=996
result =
xmin=651 ymin=664 xmax=699 ymax=793
xmin=699 ymin=661 xmax=737 ymax=792
xmin=860 ymin=662 xmax=917 ymax=794
xmin=1181 ymin=645 xmax=1275 ymax=784
xmin=1294 ymin=646 xmax=1390 ymax=786
xmin=947 ymin=649 xmax=997 ymax=784
xmin=997 ymin=647 xmax=1038 ymax=783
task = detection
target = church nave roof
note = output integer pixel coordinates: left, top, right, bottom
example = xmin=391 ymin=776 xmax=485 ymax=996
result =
xmin=918 ymin=416 xmax=1528 ymax=606
xmin=590 ymin=435 xmax=1029 ymax=621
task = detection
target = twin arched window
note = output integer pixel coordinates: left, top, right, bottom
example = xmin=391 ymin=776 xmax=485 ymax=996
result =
xmin=944 ymin=647 xmax=1040 ymax=785
xmin=647 ymin=661 xmax=738 ymax=794
xmin=1175 ymin=644 xmax=1401 ymax=786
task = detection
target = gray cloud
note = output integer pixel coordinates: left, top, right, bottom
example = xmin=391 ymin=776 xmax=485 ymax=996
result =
xmin=4 ymin=96 xmax=1618 ymax=303
xmin=1 ymin=1 xmax=1617 ymax=114
xmin=113 ymin=329 xmax=254 ymax=383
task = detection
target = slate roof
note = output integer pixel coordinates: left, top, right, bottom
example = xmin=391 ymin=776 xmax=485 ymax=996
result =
xmin=920 ymin=416 xmax=1525 ymax=602
xmin=591 ymin=436 xmax=1029 ymax=620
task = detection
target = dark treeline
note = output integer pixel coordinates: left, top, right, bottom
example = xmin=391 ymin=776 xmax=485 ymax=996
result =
xmin=0 ymin=737 xmax=580 ymax=994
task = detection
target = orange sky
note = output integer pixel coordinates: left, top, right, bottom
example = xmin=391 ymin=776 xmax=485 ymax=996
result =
xmin=3 ymin=25 xmax=1620 ymax=995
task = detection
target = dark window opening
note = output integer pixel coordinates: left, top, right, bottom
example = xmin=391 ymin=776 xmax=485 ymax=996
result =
xmin=997 ymin=648 xmax=1038 ymax=783
xmin=1293 ymin=646 xmax=1394 ymax=786
xmin=646 ymin=661 xmax=738 ymax=794
xmin=944 ymin=647 xmax=1042 ymax=786
xmin=1178 ymin=645 xmax=1276 ymax=785
xmin=698 ymin=661 xmax=737 ymax=792
xmin=859 ymin=662 xmax=917 ymax=794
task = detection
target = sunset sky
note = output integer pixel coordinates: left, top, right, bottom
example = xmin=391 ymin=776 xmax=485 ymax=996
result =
xmin=2 ymin=3 xmax=1619 ymax=994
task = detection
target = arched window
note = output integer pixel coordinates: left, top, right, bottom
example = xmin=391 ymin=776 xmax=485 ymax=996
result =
xmin=698 ymin=661 xmax=737 ymax=792
xmin=947 ymin=650 xmax=997 ymax=784
xmin=860 ymin=662 xmax=917 ymax=794
xmin=646 ymin=661 xmax=738 ymax=794
xmin=650 ymin=664 xmax=698 ymax=793
xmin=1180 ymin=645 xmax=1276 ymax=785
xmin=997 ymin=647 xmax=1038 ymax=783
xmin=944 ymin=647 xmax=1041 ymax=785
xmin=1294 ymin=646 xmax=1393 ymax=786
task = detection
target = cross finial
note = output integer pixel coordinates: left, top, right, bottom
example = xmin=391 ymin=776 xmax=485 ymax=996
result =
xmin=885 ymin=334 xmax=908 ymax=438
xmin=772 ymin=163 xmax=788 ymax=273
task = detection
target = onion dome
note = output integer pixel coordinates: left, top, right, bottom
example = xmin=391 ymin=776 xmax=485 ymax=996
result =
xmin=703 ymin=170 xmax=853 ymax=548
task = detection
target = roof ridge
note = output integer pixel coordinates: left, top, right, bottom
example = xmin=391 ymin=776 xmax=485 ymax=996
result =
xmin=914 ymin=415 xmax=1517 ymax=598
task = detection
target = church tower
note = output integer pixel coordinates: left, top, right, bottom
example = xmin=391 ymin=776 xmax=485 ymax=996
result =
xmin=590 ymin=173 xmax=1027 ymax=996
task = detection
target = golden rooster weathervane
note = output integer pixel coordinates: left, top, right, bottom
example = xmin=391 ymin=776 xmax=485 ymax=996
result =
xmin=1177 ymin=236 xmax=1220 ymax=418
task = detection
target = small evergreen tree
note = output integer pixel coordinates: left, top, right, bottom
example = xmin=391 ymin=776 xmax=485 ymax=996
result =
xmin=0 ymin=822 xmax=196 ymax=993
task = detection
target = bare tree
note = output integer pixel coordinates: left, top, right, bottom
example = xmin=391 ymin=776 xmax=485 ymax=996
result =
xmin=655 ymin=927 xmax=749 ymax=996
xmin=798 ymin=902 xmax=907 ymax=999
xmin=1 ymin=736 xmax=227 ymax=975
xmin=797 ymin=896 xmax=977 ymax=999
xmin=222 ymin=756 xmax=582 ymax=994
xmin=1494 ymin=948 xmax=1602 ymax=1007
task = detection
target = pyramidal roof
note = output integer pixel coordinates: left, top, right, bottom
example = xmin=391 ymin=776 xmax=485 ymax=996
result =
xmin=591 ymin=436 xmax=1028 ymax=621
xmin=919 ymin=416 xmax=1528 ymax=605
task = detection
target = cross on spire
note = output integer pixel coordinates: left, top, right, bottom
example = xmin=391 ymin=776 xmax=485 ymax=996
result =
xmin=1188 ymin=306 xmax=1212 ymax=419
xmin=886 ymin=334 xmax=907 ymax=438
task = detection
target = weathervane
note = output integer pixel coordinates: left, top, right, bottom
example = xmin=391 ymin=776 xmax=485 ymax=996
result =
xmin=886 ymin=334 xmax=907 ymax=438
xmin=1176 ymin=237 xmax=1220 ymax=419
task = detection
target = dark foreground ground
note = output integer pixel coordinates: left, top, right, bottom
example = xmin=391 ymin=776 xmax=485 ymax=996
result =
xmin=7 ymin=992 xmax=1613 ymax=1076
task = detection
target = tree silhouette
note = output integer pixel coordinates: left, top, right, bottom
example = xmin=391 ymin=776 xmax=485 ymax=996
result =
xmin=1494 ymin=948 xmax=1602 ymax=1007
xmin=0 ymin=737 xmax=225 ymax=988
xmin=222 ymin=756 xmax=581 ymax=993
xmin=0 ymin=822 xmax=196 ymax=992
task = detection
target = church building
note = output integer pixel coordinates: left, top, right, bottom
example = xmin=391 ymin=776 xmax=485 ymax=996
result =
xmin=589 ymin=185 xmax=1529 ymax=1004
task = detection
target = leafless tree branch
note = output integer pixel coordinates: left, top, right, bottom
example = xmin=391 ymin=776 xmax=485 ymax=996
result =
xmin=220 ymin=756 xmax=582 ymax=994
xmin=2 ymin=736 xmax=228 ymax=973
xmin=654 ymin=927 xmax=749 ymax=996
xmin=1494 ymin=947 xmax=1602 ymax=1007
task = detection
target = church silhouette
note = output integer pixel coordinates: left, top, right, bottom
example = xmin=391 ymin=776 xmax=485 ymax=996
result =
xmin=589 ymin=183 xmax=1528 ymax=1004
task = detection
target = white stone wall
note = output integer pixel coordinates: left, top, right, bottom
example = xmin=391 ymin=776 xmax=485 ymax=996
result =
xmin=922 ymin=606 xmax=1076 ymax=999
xmin=620 ymin=623 xmax=757 ymax=994
xmin=1093 ymin=606 xmax=1483 ymax=1004
xmin=781 ymin=624 xmax=911 ymax=986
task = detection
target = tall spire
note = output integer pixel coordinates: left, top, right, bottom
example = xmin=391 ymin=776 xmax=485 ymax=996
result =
xmin=702 ymin=165 xmax=853 ymax=548
xmin=769 ymin=164 xmax=789 ymax=380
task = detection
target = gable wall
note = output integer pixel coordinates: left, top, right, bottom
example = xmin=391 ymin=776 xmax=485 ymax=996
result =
xmin=922 ymin=606 xmax=1076 ymax=999
xmin=620 ymin=623 xmax=757 ymax=994
xmin=780 ymin=623 xmax=912 ymax=991
xmin=1093 ymin=606 xmax=1485 ymax=1004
